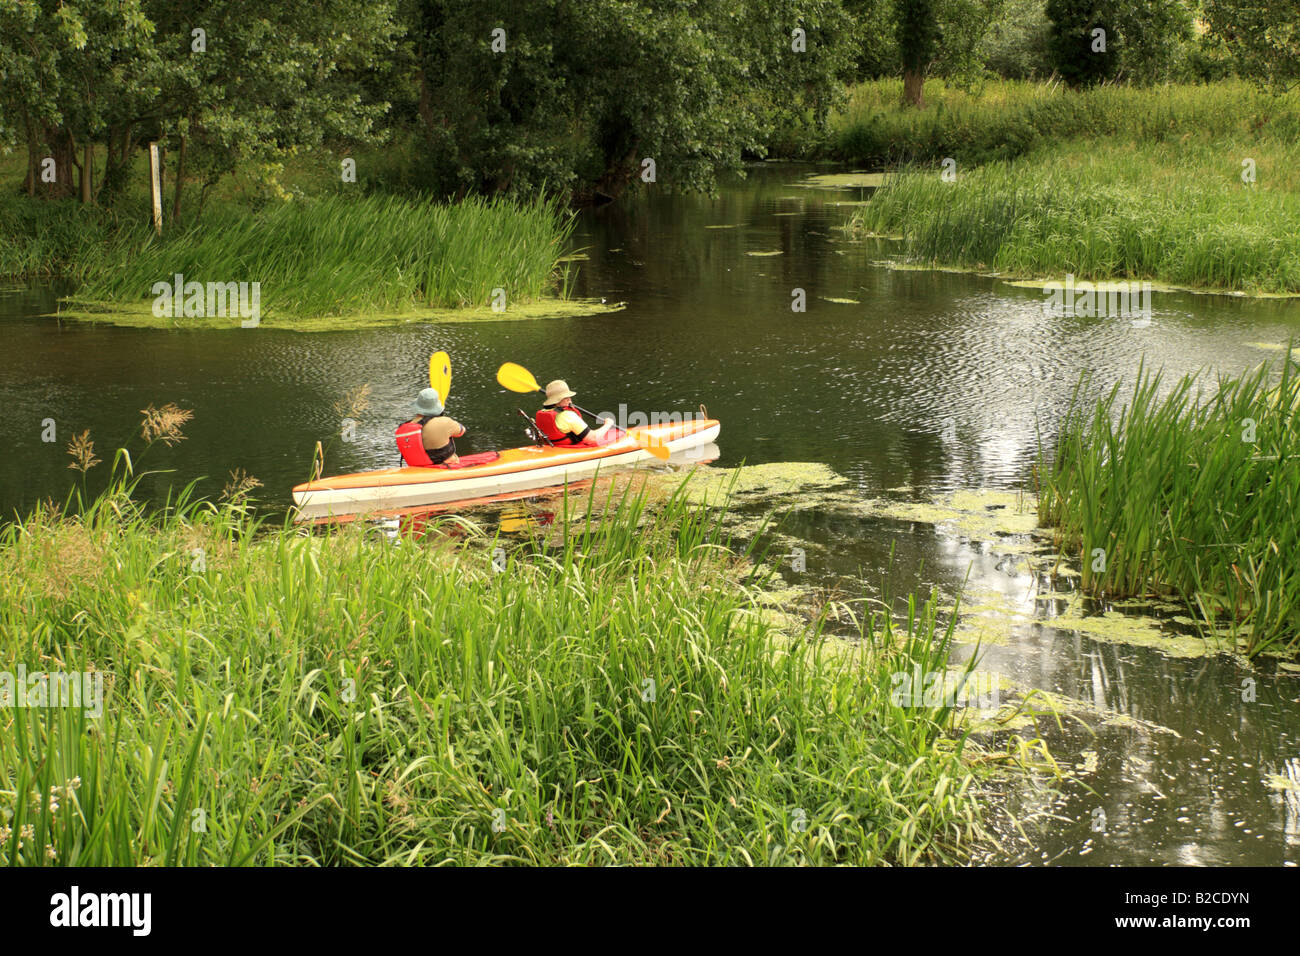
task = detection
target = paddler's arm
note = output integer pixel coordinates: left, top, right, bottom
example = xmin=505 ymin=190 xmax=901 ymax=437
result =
xmin=422 ymin=416 xmax=467 ymax=446
xmin=556 ymin=408 xmax=607 ymax=442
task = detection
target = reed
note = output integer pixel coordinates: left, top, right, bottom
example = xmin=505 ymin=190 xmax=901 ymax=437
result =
xmin=1038 ymin=356 xmax=1300 ymax=657
xmin=0 ymin=192 xmax=574 ymax=317
xmin=833 ymin=79 xmax=1300 ymax=167
xmin=0 ymin=431 xmax=997 ymax=865
xmin=850 ymin=139 xmax=1300 ymax=293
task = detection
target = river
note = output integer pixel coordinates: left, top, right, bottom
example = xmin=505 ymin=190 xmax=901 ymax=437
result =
xmin=2 ymin=162 xmax=1297 ymax=865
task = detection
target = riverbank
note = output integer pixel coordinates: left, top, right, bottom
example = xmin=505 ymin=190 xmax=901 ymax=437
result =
xmin=0 ymin=186 xmax=583 ymax=329
xmin=834 ymin=80 xmax=1300 ymax=295
xmin=0 ymin=425 xmax=1013 ymax=865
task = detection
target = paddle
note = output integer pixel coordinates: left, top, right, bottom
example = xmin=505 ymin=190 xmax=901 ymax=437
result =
xmin=495 ymin=362 xmax=670 ymax=460
xmin=429 ymin=350 xmax=452 ymax=404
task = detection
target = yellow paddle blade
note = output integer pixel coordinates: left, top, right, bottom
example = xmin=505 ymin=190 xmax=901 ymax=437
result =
xmin=429 ymin=350 xmax=451 ymax=403
xmin=633 ymin=431 xmax=671 ymax=460
xmin=497 ymin=362 xmax=542 ymax=394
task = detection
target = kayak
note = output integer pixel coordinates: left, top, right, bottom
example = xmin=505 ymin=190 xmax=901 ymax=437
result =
xmin=292 ymin=417 xmax=721 ymax=522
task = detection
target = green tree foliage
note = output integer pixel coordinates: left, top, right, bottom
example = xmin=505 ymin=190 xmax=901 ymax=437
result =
xmin=1045 ymin=0 xmax=1116 ymax=86
xmin=0 ymin=0 xmax=158 ymax=198
xmin=1109 ymin=0 xmax=1193 ymax=84
xmin=405 ymin=0 xmax=854 ymax=199
xmin=934 ymin=0 xmax=1007 ymax=89
xmin=979 ymin=0 xmax=1053 ymax=79
xmin=1046 ymin=0 xmax=1193 ymax=86
xmin=1204 ymin=0 xmax=1300 ymax=90
xmin=144 ymin=0 xmax=399 ymax=220
xmin=842 ymin=0 xmax=900 ymax=80
xmin=0 ymin=0 xmax=398 ymax=216
xmin=896 ymin=0 xmax=942 ymax=105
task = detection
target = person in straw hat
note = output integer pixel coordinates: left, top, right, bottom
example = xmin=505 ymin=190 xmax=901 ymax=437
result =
xmin=395 ymin=387 xmax=466 ymax=466
xmin=534 ymin=379 xmax=613 ymax=446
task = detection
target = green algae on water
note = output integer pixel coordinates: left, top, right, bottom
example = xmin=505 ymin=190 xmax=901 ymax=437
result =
xmin=1000 ymin=278 xmax=1300 ymax=300
xmin=860 ymin=489 xmax=1040 ymax=541
xmin=798 ymin=172 xmax=890 ymax=189
xmin=673 ymin=464 xmax=1233 ymax=660
xmin=50 ymin=296 xmax=626 ymax=331
xmin=678 ymin=462 xmax=850 ymax=506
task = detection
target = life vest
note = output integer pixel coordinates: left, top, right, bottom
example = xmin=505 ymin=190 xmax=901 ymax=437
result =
xmin=536 ymin=406 xmax=590 ymax=445
xmin=395 ymin=417 xmax=435 ymax=467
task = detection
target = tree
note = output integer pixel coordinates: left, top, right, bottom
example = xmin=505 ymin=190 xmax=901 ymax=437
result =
xmin=0 ymin=0 xmax=158 ymax=199
xmin=1204 ymin=0 xmax=1300 ymax=90
xmin=0 ymin=0 xmax=399 ymax=219
xmin=1046 ymin=0 xmax=1192 ymax=86
xmin=141 ymin=0 xmax=399 ymax=222
xmin=895 ymin=0 xmax=942 ymax=106
xmin=842 ymin=0 xmax=900 ymax=81
xmin=935 ymin=0 xmax=1008 ymax=89
xmin=1109 ymin=0 xmax=1193 ymax=84
xmin=405 ymin=0 xmax=855 ymax=200
xmin=979 ymin=0 xmax=1052 ymax=79
xmin=1045 ymin=0 xmax=1116 ymax=86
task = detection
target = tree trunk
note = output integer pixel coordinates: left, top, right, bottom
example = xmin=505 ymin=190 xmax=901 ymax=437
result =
xmin=41 ymin=125 xmax=77 ymax=198
xmin=25 ymin=127 xmax=37 ymax=197
xmin=97 ymin=125 xmax=134 ymax=201
xmin=902 ymin=69 xmax=925 ymax=108
xmin=80 ymin=142 xmax=93 ymax=203
xmin=172 ymin=134 xmax=186 ymax=225
xmin=416 ymin=65 xmax=438 ymax=148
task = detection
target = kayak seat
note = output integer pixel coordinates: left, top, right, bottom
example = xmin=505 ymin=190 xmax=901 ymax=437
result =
xmin=439 ymin=450 xmax=500 ymax=469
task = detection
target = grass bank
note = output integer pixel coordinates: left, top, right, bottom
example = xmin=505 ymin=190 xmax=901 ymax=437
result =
xmin=832 ymin=79 xmax=1300 ymax=167
xmin=1037 ymin=356 xmax=1300 ymax=658
xmin=0 ymin=189 xmax=584 ymax=327
xmin=0 ymin=427 xmax=1005 ymax=865
xmin=837 ymin=80 xmax=1300 ymax=294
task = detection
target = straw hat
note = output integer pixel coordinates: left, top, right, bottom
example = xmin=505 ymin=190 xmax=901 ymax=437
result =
xmin=412 ymin=387 xmax=444 ymax=416
xmin=544 ymin=380 xmax=577 ymax=404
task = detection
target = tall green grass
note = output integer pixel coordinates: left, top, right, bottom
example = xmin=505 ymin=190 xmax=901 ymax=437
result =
xmin=851 ymin=139 xmax=1300 ymax=293
xmin=0 ymin=442 xmax=997 ymax=865
xmin=1 ymin=192 xmax=575 ymax=317
xmin=0 ymin=196 xmax=118 ymax=282
xmin=833 ymin=79 xmax=1300 ymax=167
xmin=1038 ymin=357 xmax=1300 ymax=657
xmin=839 ymin=79 xmax=1300 ymax=292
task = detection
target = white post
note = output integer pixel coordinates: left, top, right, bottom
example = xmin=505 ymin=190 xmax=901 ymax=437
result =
xmin=149 ymin=142 xmax=163 ymax=235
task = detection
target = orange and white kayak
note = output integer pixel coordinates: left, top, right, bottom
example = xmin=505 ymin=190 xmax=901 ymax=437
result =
xmin=292 ymin=418 xmax=720 ymax=522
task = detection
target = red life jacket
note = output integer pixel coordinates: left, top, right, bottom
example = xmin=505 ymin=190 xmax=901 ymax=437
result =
xmin=395 ymin=420 xmax=435 ymax=467
xmin=536 ymin=407 xmax=596 ymax=445
xmin=534 ymin=408 xmax=569 ymax=443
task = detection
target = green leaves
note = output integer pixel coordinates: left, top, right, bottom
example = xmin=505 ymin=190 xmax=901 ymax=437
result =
xmin=406 ymin=0 xmax=854 ymax=198
xmin=1204 ymin=0 xmax=1300 ymax=92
